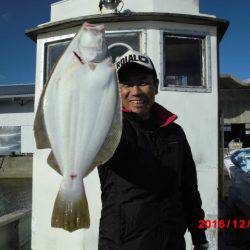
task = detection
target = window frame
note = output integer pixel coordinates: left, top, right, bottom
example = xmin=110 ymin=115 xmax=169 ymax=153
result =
xmin=105 ymin=29 xmax=146 ymax=53
xmin=160 ymin=29 xmax=212 ymax=92
xmin=44 ymin=38 xmax=72 ymax=84
xmin=42 ymin=29 xmax=146 ymax=85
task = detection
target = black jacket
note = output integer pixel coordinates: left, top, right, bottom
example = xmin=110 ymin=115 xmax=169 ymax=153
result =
xmin=98 ymin=103 xmax=207 ymax=250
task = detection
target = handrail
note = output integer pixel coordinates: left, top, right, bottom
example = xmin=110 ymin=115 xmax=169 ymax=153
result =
xmin=0 ymin=209 xmax=31 ymax=228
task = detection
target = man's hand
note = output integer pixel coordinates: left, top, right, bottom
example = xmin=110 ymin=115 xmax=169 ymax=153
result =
xmin=193 ymin=242 xmax=209 ymax=250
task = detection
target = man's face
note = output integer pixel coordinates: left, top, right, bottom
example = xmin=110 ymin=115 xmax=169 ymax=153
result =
xmin=119 ymin=73 xmax=159 ymax=120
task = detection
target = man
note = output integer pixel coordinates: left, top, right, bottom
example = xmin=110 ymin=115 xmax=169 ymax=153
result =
xmin=98 ymin=50 xmax=209 ymax=250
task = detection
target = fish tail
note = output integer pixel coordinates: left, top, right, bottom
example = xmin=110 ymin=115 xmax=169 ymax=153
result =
xmin=51 ymin=182 xmax=90 ymax=232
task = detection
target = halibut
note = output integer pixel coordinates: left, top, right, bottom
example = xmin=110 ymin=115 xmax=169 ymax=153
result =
xmin=34 ymin=22 xmax=122 ymax=232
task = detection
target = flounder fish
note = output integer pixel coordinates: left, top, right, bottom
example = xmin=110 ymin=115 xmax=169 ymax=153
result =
xmin=34 ymin=22 xmax=122 ymax=232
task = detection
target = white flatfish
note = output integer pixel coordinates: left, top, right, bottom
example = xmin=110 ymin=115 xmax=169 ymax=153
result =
xmin=34 ymin=22 xmax=122 ymax=232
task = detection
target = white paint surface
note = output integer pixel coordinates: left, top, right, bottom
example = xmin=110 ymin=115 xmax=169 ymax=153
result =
xmin=51 ymin=0 xmax=200 ymax=22
xmin=32 ymin=16 xmax=219 ymax=250
xmin=0 ymin=101 xmax=35 ymax=154
xmin=21 ymin=125 xmax=36 ymax=153
xmin=32 ymin=150 xmax=101 ymax=250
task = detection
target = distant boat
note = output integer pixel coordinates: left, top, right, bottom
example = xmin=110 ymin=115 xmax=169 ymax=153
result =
xmin=227 ymin=138 xmax=243 ymax=153
xmin=224 ymin=147 xmax=250 ymax=215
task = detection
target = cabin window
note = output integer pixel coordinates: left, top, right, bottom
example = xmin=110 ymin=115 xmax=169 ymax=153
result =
xmin=44 ymin=39 xmax=71 ymax=83
xmin=106 ymin=32 xmax=140 ymax=62
xmin=246 ymin=124 xmax=250 ymax=135
xmin=44 ymin=31 xmax=141 ymax=83
xmin=162 ymin=32 xmax=208 ymax=91
xmin=224 ymin=125 xmax=231 ymax=132
xmin=0 ymin=126 xmax=21 ymax=155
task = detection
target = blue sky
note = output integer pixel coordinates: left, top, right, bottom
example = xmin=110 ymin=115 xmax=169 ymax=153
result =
xmin=0 ymin=0 xmax=249 ymax=84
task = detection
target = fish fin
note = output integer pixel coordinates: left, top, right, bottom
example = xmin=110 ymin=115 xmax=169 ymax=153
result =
xmin=34 ymin=25 xmax=82 ymax=149
xmin=51 ymin=182 xmax=90 ymax=232
xmin=88 ymin=63 xmax=96 ymax=71
xmin=33 ymin=86 xmax=51 ymax=149
xmin=84 ymin=98 xmax=122 ymax=177
xmin=84 ymin=162 xmax=98 ymax=177
xmin=47 ymin=151 xmax=63 ymax=175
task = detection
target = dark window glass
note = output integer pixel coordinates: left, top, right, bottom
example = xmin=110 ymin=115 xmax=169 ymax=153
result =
xmin=106 ymin=32 xmax=140 ymax=62
xmin=44 ymin=32 xmax=140 ymax=83
xmin=0 ymin=126 xmax=21 ymax=155
xmin=246 ymin=124 xmax=250 ymax=135
xmin=44 ymin=39 xmax=71 ymax=83
xmin=163 ymin=34 xmax=204 ymax=87
xmin=224 ymin=125 xmax=231 ymax=132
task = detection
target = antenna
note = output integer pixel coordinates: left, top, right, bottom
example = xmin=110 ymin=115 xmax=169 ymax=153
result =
xmin=99 ymin=0 xmax=124 ymax=13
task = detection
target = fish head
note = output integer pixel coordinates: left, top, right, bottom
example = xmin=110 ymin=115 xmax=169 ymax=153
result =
xmin=77 ymin=22 xmax=108 ymax=63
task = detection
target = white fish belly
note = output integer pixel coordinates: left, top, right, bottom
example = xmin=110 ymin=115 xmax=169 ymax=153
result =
xmin=43 ymin=59 xmax=119 ymax=178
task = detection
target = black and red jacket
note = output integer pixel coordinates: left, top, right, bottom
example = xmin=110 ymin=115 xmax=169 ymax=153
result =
xmin=98 ymin=102 xmax=207 ymax=250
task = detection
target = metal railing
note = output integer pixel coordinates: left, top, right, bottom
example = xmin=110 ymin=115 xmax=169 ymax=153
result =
xmin=0 ymin=209 xmax=31 ymax=250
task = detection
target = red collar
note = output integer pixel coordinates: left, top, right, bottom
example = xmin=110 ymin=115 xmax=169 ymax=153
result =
xmin=122 ymin=102 xmax=177 ymax=128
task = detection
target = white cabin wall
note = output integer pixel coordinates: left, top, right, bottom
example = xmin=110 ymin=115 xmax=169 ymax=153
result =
xmin=21 ymin=124 xmax=35 ymax=153
xmin=32 ymin=30 xmax=102 ymax=250
xmin=32 ymin=20 xmax=219 ymax=250
xmin=149 ymin=22 xmax=219 ymax=249
xmin=0 ymin=102 xmax=35 ymax=154
xmin=50 ymin=0 xmax=200 ymax=22
xmin=152 ymin=0 xmax=199 ymax=14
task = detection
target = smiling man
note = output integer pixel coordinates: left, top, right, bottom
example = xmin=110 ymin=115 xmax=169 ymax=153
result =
xmin=119 ymin=70 xmax=157 ymax=120
xmin=98 ymin=50 xmax=209 ymax=250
